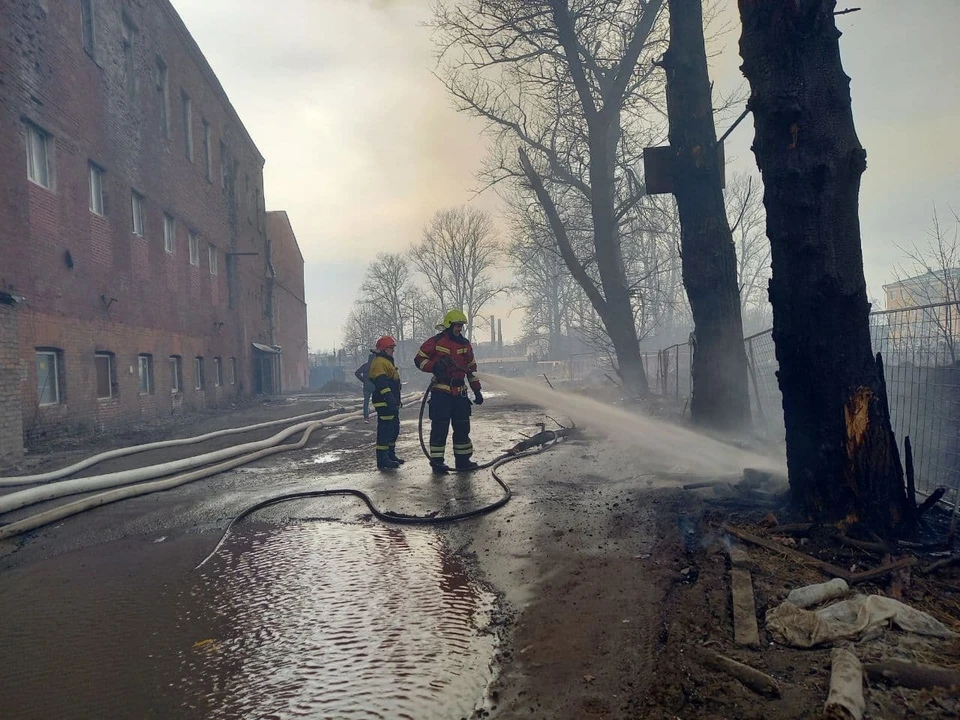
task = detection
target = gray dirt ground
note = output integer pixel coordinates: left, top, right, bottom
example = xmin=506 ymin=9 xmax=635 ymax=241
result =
xmin=1 ymin=394 xmax=957 ymax=719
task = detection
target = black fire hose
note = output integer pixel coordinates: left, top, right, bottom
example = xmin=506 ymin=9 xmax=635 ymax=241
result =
xmin=196 ymin=386 xmax=566 ymax=569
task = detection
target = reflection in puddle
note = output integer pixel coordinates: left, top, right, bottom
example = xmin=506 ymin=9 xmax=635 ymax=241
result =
xmin=179 ymin=522 xmax=496 ymax=719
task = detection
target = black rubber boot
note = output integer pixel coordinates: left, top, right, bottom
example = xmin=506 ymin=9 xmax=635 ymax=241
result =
xmin=388 ymin=451 xmax=405 ymax=465
xmin=377 ymin=450 xmax=400 ymax=470
xmin=455 ymin=457 xmax=479 ymax=471
xmin=430 ymin=459 xmax=451 ymax=475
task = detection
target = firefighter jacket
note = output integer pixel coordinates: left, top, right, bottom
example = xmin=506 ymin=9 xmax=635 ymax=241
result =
xmin=415 ymin=330 xmax=482 ymax=396
xmin=368 ymin=352 xmax=401 ymax=409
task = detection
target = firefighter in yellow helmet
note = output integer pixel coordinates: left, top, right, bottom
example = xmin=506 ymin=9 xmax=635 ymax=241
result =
xmin=414 ymin=309 xmax=484 ymax=474
xmin=369 ymin=336 xmax=403 ymax=470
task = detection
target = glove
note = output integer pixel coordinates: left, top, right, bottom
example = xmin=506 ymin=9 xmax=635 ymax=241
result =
xmin=432 ymin=357 xmax=453 ymax=378
xmin=473 ymin=389 xmax=484 ymax=405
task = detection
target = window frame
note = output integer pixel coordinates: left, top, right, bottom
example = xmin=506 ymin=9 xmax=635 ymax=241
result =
xmin=213 ymin=357 xmax=223 ymax=387
xmin=182 ymin=90 xmax=193 ymax=161
xmin=208 ymin=243 xmax=218 ymax=275
xmin=36 ymin=350 xmax=62 ymax=406
xmin=169 ymin=355 xmax=182 ymax=394
xmin=88 ymin=162 xmax=104 ymax=215
xmin=94 ymin=352 xmax=116 ymax=400
xmin=163 ymin=213 xmax=176 ymax=253
xmin=80 ymin=0 xmax=96 ymax=58
xmin=138 ymin=354 xmax=154 ymax=395
xmin=131 ymin=190 xmax=145 ymax=237
xmin=121 ymin=14 xmax=137 ymax=101
xmin=156 ymin=56 xmax=169 ymax=137
xmin=194 ymin=356 xmax=205 ymax=390
xmin=188 ymin=231 xmax=200 ymax=266
xmin=202 ymin=119 xmax=212 ymax=181
xmin=230 ymin=357 xmax=237 ymax=385
xmin=25 ymin=123 xmax=52 ymax=190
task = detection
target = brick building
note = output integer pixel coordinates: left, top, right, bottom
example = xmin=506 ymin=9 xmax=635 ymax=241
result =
xmin=266 ymin=211 xmax=309 ymax=392
xmin=0 ymin=0 xmax=307 ymax=461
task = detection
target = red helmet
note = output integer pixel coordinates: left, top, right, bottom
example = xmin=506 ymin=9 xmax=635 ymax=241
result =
xmin=375 ymin=336 xmax=397 ymax=352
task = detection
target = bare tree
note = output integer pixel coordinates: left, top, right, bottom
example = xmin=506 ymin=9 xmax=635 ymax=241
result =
xmin=739 ymin=0 xmax=909 ymax=535
xmin=431 ymin=0 xmax=670 ymax=395
xmin=725 ymin=172 xmax=772 ymax=334
xmin=410 ymin=206 xmax=504 ymax=337
xmin=893 ymin=206 xmax=960 ymax=365
xmin=341 ymin=301 xmax=381 ymax=367
xmin=359 ymin=253 xmax=414 ymax=348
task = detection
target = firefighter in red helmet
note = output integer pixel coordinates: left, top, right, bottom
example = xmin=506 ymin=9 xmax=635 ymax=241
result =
xmin=414 ymin=309 xmax=483 ymax=474
xmin=368 ymin=335 xmax=403 ymax=470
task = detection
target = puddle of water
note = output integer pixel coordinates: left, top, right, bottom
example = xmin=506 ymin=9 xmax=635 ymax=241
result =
xmin=179 ymin=521 xmax=497 ymax=719
xmin=311 ymin=451 xmax=344 ymax=464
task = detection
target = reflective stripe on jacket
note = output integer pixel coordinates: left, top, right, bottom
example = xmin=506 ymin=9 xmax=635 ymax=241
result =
xmin=414 ymin=330 xmax=481 ymax=396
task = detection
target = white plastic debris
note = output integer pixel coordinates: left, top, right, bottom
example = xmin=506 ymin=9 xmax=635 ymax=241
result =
xmin=825 ymin=648 xmax=865 ymax=720
xmin=766 ymin=594 xmax=957 ymax=648
xmin=787 ymin=578 xmax=850 ymax=609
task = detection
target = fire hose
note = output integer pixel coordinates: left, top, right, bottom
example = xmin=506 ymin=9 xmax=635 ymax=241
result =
xmin=194 ymin=387 xmax=572 ymax=568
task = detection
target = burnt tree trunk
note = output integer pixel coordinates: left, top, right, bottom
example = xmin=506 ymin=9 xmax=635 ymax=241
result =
xmin=738 ymin=0 xmax=909 ymax=535
xmin=661 ymin=0 xmax=752 ymax=430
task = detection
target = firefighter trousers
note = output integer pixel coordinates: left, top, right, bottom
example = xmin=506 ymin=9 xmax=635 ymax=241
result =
xmin=375 ymin=406 xmax=400 ymax=455
xmin=428 ymin=390 xmax=472 ymax=462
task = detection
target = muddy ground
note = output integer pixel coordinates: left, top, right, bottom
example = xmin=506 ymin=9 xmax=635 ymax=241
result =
xmin=1 ymin=394 xmax=958 ymax=719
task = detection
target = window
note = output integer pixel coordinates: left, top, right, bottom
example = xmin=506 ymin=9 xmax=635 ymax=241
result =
xmin=36 ymin=350 xmax=61 ymax=405
xmin=203 ymin=120 xmax=212 ymax=181
xmin=131 ymin=190 xmax=144 ymax=237
xmin=182 ymin=90 xmax=193 ymax=161
xmin=213 ymin=357 xmax=223 ymax=387
xmin=138 ymin=354 xmax=153 ymax=395
xmin=208 ymin=243 xmax=218 ymax=275
xmin=194 ymin=357 xmax=205 ymax=390
xmin=121 ymin=16 xmax=137 ymax=101
xmin=156 ymin=57 xmax=169 ymax=136
xmin=25 ymin=123 xmax=51 ymax=189
xmin=169 ymin=355 xmax=182 ymax=393
xmin=230 ymin=357 xmax=237 ymax=385
xmin=219 ymin=140 xmax=228 ymax=188
xmin=254 ymin=187 xmax=262 ymax=231
xmin=94 ymin=352 xmax=115 ymax=399
xmin=164 ymin=214 xmax=175 ymax=253
xmin=80 ymin=0 xmax=95 ymax=57
xmin=188 ymin=231 xmax=199 ymax=266
xmin=88 ymin=163 xmax=104 ymax=215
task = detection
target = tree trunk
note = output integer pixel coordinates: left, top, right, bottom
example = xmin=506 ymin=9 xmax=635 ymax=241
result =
xmin=589 ymin=125 xmax=650 ymax=397
xmin=662 ymin=0 xmax=751 ymax=431
xmin=738 ymin=0 xmax=909 ymax=535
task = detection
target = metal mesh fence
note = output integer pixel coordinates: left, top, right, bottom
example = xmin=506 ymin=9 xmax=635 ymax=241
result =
xmin=656 ymin=301 xmax=960 ymax=500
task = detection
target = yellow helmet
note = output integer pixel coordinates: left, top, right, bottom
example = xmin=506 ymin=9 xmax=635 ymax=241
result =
xmin=441 ymin=309 xmax=468 ymax=328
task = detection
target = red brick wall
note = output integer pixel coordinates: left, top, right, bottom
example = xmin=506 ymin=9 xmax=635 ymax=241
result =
xmin=266 ymin=212 xmax=309 ymax=391
xmin=0 ymin=304 xmax=24 ymax=461
xmin=0 ymin=0 xmax=302 ymax=443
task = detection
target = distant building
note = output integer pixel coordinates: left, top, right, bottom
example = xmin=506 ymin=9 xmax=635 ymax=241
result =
xmin=881 ymin=270 xmax=959 ymax=365
xmin=0 ymin=0 xmax=307 ymax=462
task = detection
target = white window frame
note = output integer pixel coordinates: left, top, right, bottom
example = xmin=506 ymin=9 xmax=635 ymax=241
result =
xmin=188 ymin=231 xmax=199 ymax=266
xmin=137 ymin=354 xmax=153 ymax=395
xmin=208 ymin=243 xmax=218 ymax=275
xmin=122 ymin=16 xmax=137 ymax=101
xmin=164 ymin=214 xmax=175 ymax=253
xmin=94 ymin=352 xmax=115 ymax=400
xmin=131 ymin=190 xmax=144 ymax=237
xmin=25 ymin=123 xmax=52 ymax=189
xmin=213 ymin=357 xmax=222 ymax=387
xmin=219 ymin=140 xmax=228 ymax=188
xmin=203 ymin=119 xmax=212 ymax=181
xmin=194 ymin=356 xmax=204 ymax=390
xmin=88 ymin=162 xmax=104 ymax=215
xmin=169 ymin=355 xmax=182 ymax=393
xmin=80 ymin=0 xmax=95 ymax=58
xmin=230 ymin=357 xmax=237 ymax=385
xmin=36 ymin=350 xmax=61 ymax=406
xmin=182 ymin=90 xmax=193 ymax=161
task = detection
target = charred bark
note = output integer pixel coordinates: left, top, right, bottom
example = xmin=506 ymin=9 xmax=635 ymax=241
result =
xmin=661 ymin=0 xmax=751 ymax=430
xmin=738 ymin=0 xmax=909 ymax=535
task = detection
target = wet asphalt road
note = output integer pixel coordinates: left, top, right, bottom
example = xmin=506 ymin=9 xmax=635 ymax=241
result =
xmin=0 ymin=397 xmax=572 ymax=719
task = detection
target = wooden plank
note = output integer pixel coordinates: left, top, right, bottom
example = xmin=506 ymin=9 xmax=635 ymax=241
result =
xmin=730 ymin=567 xmax=761 ymax=647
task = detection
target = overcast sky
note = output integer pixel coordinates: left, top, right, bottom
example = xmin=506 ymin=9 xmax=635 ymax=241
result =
xmin=171 ymin=0 xmax=960 ymax=351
